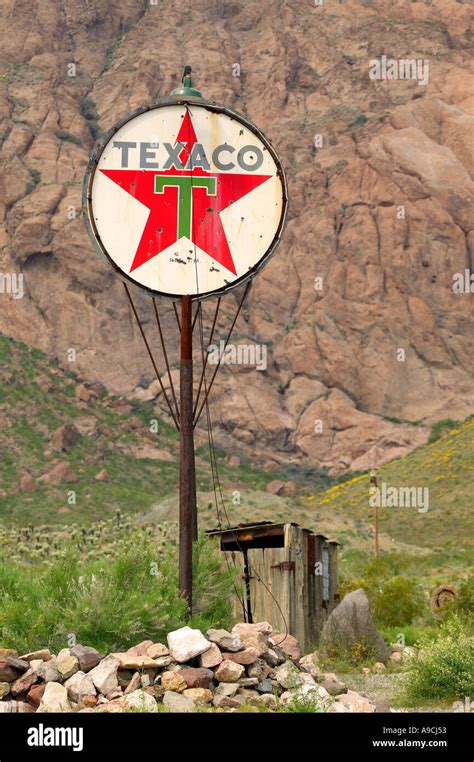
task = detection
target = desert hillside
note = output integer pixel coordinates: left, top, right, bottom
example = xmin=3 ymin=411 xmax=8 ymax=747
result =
xmin=0 ymin=0 xmax=473 ymax=472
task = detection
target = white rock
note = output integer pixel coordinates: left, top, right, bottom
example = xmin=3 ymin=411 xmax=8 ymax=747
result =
xmin=36 ymin=659 xmax=61 ymax=683
xmin=64 ymin=671 xmax=96 ymax=702
xmin=122 ymin=689 xmax=158 ymax=712
xmin=207 ymin=628 xmax=243 ymax=652
xmin=275 ymin=661 xmax=304 ymax=689
xmin=199 ymin=642 xmax=223 ymax=668
xmin=167 ymin=627 xmax=211 ymax=663
xmin=336 ymin=690 xmax=375 ymax=713
xmin=280 ymin=683 xmax=332 ymax=707
xmin=163 ymin=690 xmax=195 ymax=713
xmin=214 ymin=682 xmax=239 ymax=697
xmin=56 ymin=649 xmax=80 ymax=680
xmin=88 ymin=655 xmax=119 ymax=695
xmin=214 ymin=659 xmax=245 ymax=682
xmin=37 ymin=682 xmax=72 ymax=713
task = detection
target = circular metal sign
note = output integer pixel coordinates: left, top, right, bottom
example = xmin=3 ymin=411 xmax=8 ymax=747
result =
xmin=83 ymin=98 xmax=288 ymax=300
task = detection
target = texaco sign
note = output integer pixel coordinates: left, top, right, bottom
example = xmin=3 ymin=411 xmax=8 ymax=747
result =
xmin=83 ymin=99 xmax=288 ymax=300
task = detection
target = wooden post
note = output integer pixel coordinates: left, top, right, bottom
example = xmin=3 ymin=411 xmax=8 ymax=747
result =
xmin=179 ymin=295 xmax=197 ymax=611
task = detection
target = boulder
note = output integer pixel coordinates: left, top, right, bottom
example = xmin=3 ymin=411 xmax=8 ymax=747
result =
xmin=238 ymin=677 xmax=259 ymax=687
xmin=146 ymin=644 xmax=169 ymax=660
xmin=280 ymin=683 xmax=331 ymax=705
xmin=372 ymin=662 xmax=387 ymax=673
xmin=167 ymin=627 xmax=211 ymax=663
xmin=64 ymin=672 xmax=96 ymax=703
xmin=214 ymin=660 xmax=245 ymax=682
xmin=321 ymin=672 xmax=347 ymax=696
xmin=27 ymin=684 xmax=46 ymax=708
xmin=255 ymin=693 xmax=277 ymax=709
xmin=300 ymin=652 xmax=319 ymax=669
xmin=389 ymin=651 xmax=403 ymax=665
xmin=0 ymin=649 xmax=17 ymax=660
xmin=51 ymin=423 xmax=80 ymax=452
xmin=163 ymin=690 xmax=195 ymax=713
xmin=212 ymin=694 xmax=239 ymax=708
xmin=18 ymin=472 xmax=37 ymax=493
xmin=75 ymin=384 xmax=92 ymax=402
xmin=199 ymin=642 xmax=222 ymax=668
xmin=70 ymin=645 xmax=104 ymax=673
xmin=232 ymin=622 xmax=273 ymax=636
xmin=11 ymin=668 xmax=37 ymax=697
xmin=177 ymin=667 xmax=214 ymax=690
xmin=270 ymin=633 xmax=302 ymax=661
xmin=123 ymin=672 xmax=141 ymax=696
xmin=153 ymin=656 xmax=173 ymax=669
xmin=207 ymin=628 xmax=243 ymax=652
xmin=275 ymin=661 xmax=304 ymax=690
xmin=113 ymin=653 xmax=158 ymax=670
xmin=20 ymin=650 xmax=52 ymax=662
xmin=122 ymin=689 xmax=158 ymax=712
xmin=0 ymin=700 xmax=33 ymax=713
xmin=0 ymin=682 xmax=10 ymax=699
xmin=88 ymin=655 xmax=119 ymax=695
xmin=256 ymin=678 xmax=273 ymax=694
xmin=320 ymin=589 xmax=390 ymax=663
xmin=37 ymin=460 xmax=78 ymax=485
xmin=335 ymin=690 xmax=376 ymax=713
xmin=56 ymin=649 xmax=79 ymax=680
xmin=36 ymin=659 xmax=61 ymax=683
xmin=5 ymin=655 xmax=29 ymax=672
xmin=229 ymin=626 xmax=269 ymax=657
xmin=37 ymin=682 xmax=71 ymax=713
xmin=161 ymin=671 xmax=187 ymax=693
xmin=183 ymin=688 xmax=213 ymax=704
xmin=0 ymin=662 xmax=20 ymax=682
xmin=126 ymin=640 xmax=154 ymax=657
xmin=214 ymin=682 xmax=239 ymax=697
xmin=220 ymin=647 xmax=259 ymax=666
xmin=247 ymin=660 xmax=267 ymax=680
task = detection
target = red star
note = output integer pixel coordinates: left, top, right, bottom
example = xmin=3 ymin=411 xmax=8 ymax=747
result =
xmin=99 ymin=112 xmax=271 ymax=276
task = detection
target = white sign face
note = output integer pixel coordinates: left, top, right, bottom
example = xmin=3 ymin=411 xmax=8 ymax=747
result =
xmin=84 ymin=101 xmax=287 ymax=300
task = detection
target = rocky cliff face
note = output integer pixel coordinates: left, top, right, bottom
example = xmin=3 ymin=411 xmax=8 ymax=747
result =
xmin=0 ymin=0 xmax=473 ymax=473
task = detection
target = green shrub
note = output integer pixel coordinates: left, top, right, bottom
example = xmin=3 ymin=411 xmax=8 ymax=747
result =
xmin=0 ymin=536 xmax=238 ymax=653
xmin=456 ymin=576 xmax=474 ymax=615
xmin=348 ymin=114 xmax=368 ymax=128
xmin=428 ymin=418 xmax=459 ymax=444
xmin=55 ymin=130 xmax=82 ymax=146
xmin=277 ymin=692 xmax=331 ymax=713
xmin=405 ymin=615 xmax=474 ymax=701
xmin=25 ymin=168 xmax=41 ymax=195
xmin=340 ymin=555 xmax=427 ymax=628
xmin=373 ymin=576 xmax=426 ymax=627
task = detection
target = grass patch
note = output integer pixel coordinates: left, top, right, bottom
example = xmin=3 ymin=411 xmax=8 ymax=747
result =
xmin=0 ymin=536 xmax=238 ymax=654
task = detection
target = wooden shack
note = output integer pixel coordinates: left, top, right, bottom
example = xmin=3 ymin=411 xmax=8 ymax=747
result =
xmin=207 ymin=522 xmax=340 ymax=653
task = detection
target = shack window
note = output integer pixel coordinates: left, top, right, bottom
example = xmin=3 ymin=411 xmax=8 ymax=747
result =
xmin=322 ymin=544 xmax=329 ymax=601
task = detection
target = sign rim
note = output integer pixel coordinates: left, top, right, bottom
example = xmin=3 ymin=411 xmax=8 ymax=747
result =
xmin=82 ymin=96 xmax=288 ymax=302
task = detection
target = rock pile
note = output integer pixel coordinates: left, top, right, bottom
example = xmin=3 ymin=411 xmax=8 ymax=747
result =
xmin=0 ymin=624 xmax=390 ymax=713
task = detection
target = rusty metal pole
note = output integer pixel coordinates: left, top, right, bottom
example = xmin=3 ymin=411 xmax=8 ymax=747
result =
xmin=179 ymin=295 xmax=198 ymax=610
xmin=370 ymin=470 xmax=379 ymax=560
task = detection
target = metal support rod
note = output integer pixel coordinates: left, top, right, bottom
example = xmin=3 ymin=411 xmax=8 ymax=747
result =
xmin=179 ymin=295 xmax=198 ymax=611
xmin=123 ymin=283 xmax=180 ymax=430
xmin=193 ymin=282 xmax=251 ymax=427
